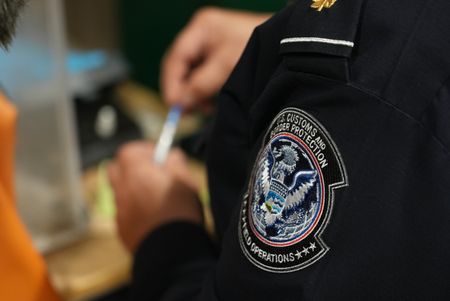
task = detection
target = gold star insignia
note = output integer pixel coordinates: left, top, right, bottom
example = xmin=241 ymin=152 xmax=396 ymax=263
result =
xmin=311 ymin=0 xmax=337 ymax=11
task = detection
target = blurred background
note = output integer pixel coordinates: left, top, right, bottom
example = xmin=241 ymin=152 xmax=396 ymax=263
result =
xmin=0 ymin=0 xmax=283 ymax=300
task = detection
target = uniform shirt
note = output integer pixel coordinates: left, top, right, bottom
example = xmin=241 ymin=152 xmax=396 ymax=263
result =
xmin=131 ymin=0 xmax=450 ymax=299
xmin=0 ymin=94 xmax=60 ymax=300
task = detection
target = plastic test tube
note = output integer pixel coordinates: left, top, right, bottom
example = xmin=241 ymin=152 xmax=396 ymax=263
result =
xmin=153 ymin=106 xmax=182 ymax=164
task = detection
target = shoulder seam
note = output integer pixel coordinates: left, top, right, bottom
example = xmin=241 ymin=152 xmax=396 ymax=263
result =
xmin=348 ymin=82 xmax=450 ymax=157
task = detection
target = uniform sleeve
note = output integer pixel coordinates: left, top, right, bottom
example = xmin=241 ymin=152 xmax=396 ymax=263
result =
xmin=130 ymin=222 xmax=217 ymax=301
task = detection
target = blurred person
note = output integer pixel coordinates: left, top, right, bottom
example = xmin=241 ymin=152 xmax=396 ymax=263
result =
xmin=0 ymin=0 xmax=60 ymax=300
xmin=110 ymin=2 xmax=450 ymax=301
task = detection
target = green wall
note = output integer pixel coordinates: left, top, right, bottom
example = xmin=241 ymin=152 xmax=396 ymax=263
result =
xmin=120 ymin=0 xmax=285 ymax=90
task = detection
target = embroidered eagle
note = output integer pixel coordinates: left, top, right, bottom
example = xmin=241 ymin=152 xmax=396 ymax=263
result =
xmin=258 ymin=146 xmax=317 ymax=226
xmin=311 ymin=0 xmax=337 ymax=11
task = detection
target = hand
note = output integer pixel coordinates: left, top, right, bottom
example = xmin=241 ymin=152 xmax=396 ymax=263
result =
xmin=161 ymin=7 xmax=271 ymax=110
xmin=108 ymin=141 xmax=202 ymax=253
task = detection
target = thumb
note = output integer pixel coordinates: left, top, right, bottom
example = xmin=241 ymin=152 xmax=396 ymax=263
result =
xmin=184 ymin=55 xmax=226 ymax=106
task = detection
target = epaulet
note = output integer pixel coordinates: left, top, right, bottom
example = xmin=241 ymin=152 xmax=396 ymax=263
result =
xmin=280 ymin=0 xmax=365 ymax=57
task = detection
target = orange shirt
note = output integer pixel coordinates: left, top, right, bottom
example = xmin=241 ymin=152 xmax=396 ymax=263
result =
xmin=0 ymin=94 xmax=60 ymax=301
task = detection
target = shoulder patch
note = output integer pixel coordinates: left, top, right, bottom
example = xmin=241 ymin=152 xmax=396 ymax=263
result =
xmin=239 ymin=108 xmax=348 ymax=273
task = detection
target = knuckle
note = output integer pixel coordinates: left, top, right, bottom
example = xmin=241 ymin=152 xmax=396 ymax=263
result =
xmin=189 ymin=81 xmax=209 ymax=99
xmin=170 ymin=148 xmax=185 ymax=161
xmin=163 ymin=44 xmax=179 ymax=63
xmin=117 ymin=142 xmax=139 ymax=162
xmin=117 ymin=146 xmax=131 ymax=162
xmin=193 ymin=6 xmax=218 ymax=24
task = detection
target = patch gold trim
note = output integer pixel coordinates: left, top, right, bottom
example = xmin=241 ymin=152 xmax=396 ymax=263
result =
xmin=311 ymin=0 xmax=336 ymax=11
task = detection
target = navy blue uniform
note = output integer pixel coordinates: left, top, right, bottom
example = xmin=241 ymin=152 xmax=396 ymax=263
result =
xmin=131 ymin=0 xmax=450 ymax=299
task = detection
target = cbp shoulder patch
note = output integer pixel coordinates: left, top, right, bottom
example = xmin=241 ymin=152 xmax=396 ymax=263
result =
xmin=239 ymin=108 xmax=348 ymax=273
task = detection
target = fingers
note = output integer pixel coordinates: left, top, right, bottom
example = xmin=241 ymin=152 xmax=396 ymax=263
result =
xmin=161 ymin=8 xmax=272 ymax=111
xmin=109 ymin=141 xmax=155 ymax=203
xmin=116 ymin=141 xmax=154 ymax=163
xmin=166 ymin=148 xmax=199 ymax=191
xmin=161 ymin=18 xmax=208 ymax=108
xmin=110 ymin=142 xmax=186 ymax=185
xmin=165 ymin=148 xmax=188 ymax=177
xmin=183 ymin=53 xmax=228 ymax=106
xmin=113 ymin=141 xmax=187 ymax=176
xmin=109 ymin=141 xmax=197 ymax=195
xmin=161 ymin=48 xmax=193 ymax=107
xmin=108 ymin=141 xmax=202 ymax=252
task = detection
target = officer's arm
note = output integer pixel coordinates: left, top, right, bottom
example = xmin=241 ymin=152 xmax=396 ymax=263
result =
xmin=131 ymin=222 xmax=217 ymax=301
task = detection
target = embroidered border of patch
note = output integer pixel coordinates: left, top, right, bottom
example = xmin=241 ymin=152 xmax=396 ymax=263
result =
xmin=239 ymin=108 xmax=348 ymax=273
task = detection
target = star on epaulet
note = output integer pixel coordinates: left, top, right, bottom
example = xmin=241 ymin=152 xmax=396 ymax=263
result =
xmin=311 ymin=0 xmax=337 ymax=11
